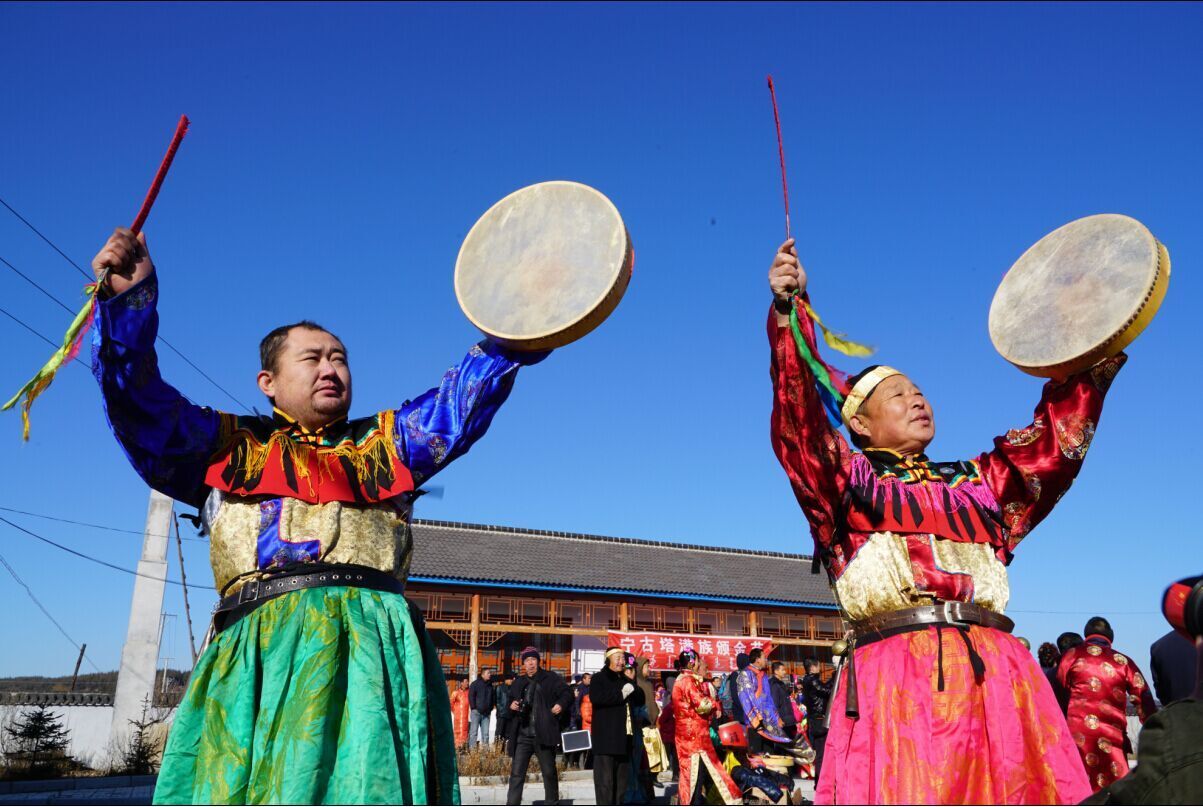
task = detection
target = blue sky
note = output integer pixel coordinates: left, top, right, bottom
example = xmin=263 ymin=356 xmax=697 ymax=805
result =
xmin=1 ymin=2 xmax=1200 ymax=681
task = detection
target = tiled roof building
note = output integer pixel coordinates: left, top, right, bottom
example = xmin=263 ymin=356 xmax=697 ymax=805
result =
xmin=407 ymin=520 xmax=842 ymax=680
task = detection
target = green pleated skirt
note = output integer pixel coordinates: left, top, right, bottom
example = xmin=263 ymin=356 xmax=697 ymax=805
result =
xmin=153 ymin=587 xmax=460 ymax=805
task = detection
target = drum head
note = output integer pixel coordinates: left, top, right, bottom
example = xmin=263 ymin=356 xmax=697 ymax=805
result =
xmin=455 ymin=181 xmax=631 ymax=351
xmin=989 ymin=214 xmax=1168 ymax=378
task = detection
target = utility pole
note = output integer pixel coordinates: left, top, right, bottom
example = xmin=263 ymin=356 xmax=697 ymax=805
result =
xmin=111 ymin=490 xmax=171 ymax=743
xmin=172 ymin=514 xmax=198 ymax=665
xmin=69 ymin=643 xmax=87 ymax=693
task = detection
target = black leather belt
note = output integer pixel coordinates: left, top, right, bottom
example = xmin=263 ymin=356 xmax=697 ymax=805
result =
xmin=213 ymin=563 xmax=406 ymax=633
xmin=850 ymin=601 xmax=1014 ymax=646
xmin=840 ymin=601 xmax=1014 ymax=719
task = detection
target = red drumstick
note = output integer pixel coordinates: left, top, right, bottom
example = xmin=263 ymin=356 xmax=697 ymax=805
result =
xmin=766 ymin=75 xmax=791 ymax=240
xmin=130 ymin=114 xmax=190 ymax=234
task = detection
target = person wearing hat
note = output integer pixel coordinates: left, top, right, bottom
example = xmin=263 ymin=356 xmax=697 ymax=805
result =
xmin=671 ymin=649 xmax=741 ymax=805
xmin=504 ymin=647 xmax=571 ymax=806
xmin=767 ymin=239 xmax=1125 ymax=804
xmin=590 ymin=647 xmax=646 ymax=804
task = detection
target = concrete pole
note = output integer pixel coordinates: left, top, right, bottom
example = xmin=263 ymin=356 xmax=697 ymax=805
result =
xmin=110 ymin=490 xmax=171 ymax=745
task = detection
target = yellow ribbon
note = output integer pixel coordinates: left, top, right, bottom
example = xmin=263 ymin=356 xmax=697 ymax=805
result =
xmin=802 ymin=300 xmax=874 ymax=358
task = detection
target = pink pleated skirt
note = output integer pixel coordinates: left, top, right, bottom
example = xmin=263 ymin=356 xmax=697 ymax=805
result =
xmin=817 ymin=624 xmax=1091 ymax=805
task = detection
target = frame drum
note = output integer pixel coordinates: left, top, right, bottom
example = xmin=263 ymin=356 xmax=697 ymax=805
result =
xmin=455 ymin=181 xmax=632 ymax=351
xmin=989 ymin=214 xmax=1169 ymax=378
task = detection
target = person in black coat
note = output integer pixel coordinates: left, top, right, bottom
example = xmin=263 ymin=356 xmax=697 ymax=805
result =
xmin=590 ymin=647 xmax=645 ymax=805
xmin=769 ymin=662 xmax=798 ymax=739
xmin=505 ymin=648 xmax=572 ymax=806
xmin=468 ymin=667 xmax=496 ymax=748
xmin=1150 ymin=629 xmax=1198 ymax=705
xmin=801 ymin=656 xmax=833 ymax=780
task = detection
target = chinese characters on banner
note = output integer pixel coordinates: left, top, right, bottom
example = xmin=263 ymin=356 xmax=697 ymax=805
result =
xmin=606 ymin=631 xmax=774 ymax=673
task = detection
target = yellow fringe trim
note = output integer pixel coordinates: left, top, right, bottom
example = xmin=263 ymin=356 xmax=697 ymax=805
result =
xmin=222 ymin=410 xmax=400 ymax=497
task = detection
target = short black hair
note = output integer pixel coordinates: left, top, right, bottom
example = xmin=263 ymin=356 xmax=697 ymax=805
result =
xmin=1056 ymin=632 xmax=1084 ymax=654
xmin=1084 ymin=617 xmax=1114 ymax=641
xmin=748 ymin=648 xmax=764 ymax=663
xmin=845 ymin=365 xmax=885 ymax=449
xmin=771 ymin=661 xmax=787 ymax=674
xmin=259 ymin=320 xmax=343 ymax=372
xmin=802 ymin=656 xmax=820 ymax=670
xmin=1037 ymin=642 xmax=1060 ymax=669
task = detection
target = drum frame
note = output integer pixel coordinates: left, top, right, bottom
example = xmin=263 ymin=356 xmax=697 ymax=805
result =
xmin=991 ymin=214 xmax=1170 ymax=379
xmin=454 ymin=180 xmax=633 ymax=352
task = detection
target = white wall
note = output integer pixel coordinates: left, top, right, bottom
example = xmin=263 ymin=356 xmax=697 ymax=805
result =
xmin=1 ymin=703 xmax=176 ymax=770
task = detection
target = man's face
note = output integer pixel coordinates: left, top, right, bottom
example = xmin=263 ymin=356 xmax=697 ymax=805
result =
xmin=482 ymin=670 xmax=492 ymax=682
xmin=582 ymin=674 xmax=591 ymax=685
xmin=849 ymin=374 xmax=935 ymax=456
xmin=522 ymin=656 xmax=539 ymax=676
xmin=774 ymin=667 xmax=789 ymax=682
xmin=754 ymin=655 xmax=769 ymax=671
xmin=607 ymin=654 xmax=624 ymax=672
xmin=257 ymin=327 xmax=352 ymax=430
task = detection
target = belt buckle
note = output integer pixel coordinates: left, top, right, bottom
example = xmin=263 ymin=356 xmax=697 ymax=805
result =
xmin=238 ymin=580 xmax=261 ymax=605
xmin=941 ymin=600 xmax=969 ymax=627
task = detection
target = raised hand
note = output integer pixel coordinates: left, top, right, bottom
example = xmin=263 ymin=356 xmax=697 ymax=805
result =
xmin=92 ymin=228 xmax=154 ymax=296
xmin=769 ymin=237 xmax=806 ymax=324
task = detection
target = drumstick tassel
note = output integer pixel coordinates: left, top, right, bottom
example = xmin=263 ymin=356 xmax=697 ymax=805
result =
xmin=3 ymin=115 xmax=190 ymax=440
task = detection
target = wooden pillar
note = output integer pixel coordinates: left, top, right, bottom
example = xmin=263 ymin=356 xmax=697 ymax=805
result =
xmin=748 ymin=610 xmax=759 ymax=637
xmin=468 ymin=594 xmax=481 ymax=680
xmin=619 ymin=602 xmax=629 ymax=632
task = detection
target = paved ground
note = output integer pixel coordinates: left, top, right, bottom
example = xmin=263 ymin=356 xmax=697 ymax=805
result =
xmin=0 ymin=771 xmax=818 ymax=805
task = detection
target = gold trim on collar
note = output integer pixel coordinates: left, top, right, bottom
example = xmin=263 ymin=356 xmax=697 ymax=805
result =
xmin=841 ymin=366 xmax=902 ymax=427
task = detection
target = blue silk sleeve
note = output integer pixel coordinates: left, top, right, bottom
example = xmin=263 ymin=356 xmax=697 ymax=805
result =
xmin=736 ymin=670 xmax=760 ymax=724
xmin=92 ymin=271 xmax=224 ymax=508
xmin=395 ymin=342 xmax=547 ymax=485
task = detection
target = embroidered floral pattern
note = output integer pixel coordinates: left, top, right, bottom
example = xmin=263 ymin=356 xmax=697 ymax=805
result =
xmin=1055 ymin=414 xmax=1095 ymax=460
xmin=1091 ymin=358 xmax=1122 ymax=393
xmin=1006 ymin=416 xmax=1045 ymax=447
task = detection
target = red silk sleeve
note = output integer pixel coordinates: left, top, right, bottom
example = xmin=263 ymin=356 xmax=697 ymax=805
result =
xmin=769 ymin=308 xmax=853 ymax=553
xmin=1129 ymin=662 xmax=1158 ymax=724
xmin=979 ymin=354 xmax=1126 ymax=551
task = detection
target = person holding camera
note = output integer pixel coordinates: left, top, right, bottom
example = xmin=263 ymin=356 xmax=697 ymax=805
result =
xmin=505 ymin=647 xmax=571 ymax=806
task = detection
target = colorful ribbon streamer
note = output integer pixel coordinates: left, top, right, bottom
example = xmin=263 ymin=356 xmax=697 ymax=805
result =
xmin=3 ymin=115 xmax=190 ymax=440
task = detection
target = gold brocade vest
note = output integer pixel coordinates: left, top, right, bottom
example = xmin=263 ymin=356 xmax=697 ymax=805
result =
xmin=204 ymin=491 xmax=414 ymax=597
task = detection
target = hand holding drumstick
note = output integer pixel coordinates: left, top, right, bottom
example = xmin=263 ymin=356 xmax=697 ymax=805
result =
xmin=769 ymin=237 xmax=807 ymax=325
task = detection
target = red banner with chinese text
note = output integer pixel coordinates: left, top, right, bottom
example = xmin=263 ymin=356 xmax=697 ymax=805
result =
xmin=606 ymin=631 xmax=774 ymax=674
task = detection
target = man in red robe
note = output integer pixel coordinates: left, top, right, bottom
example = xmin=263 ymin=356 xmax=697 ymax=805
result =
xmin=1058 ymin=617 xmax=1157 ymax=791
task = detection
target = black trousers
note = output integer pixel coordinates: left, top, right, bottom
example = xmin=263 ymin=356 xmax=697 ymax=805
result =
xmin=593 ymin=752 xmax=630 ymax=805
xmin=811 ymin=726 xmax=828 ymax=782
xmin=506 ymin=729 xmax=559 ymax=805
xmin=496 ymin=716 xmax=512 ymax=750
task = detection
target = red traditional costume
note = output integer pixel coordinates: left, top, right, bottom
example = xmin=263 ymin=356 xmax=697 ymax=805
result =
xmin=451 ymin=686 xmax=470 ymax=749
xmin=770 ymin=304 xmax=1123 ymax=804
xmin=671 ymin=670 xmax=741 ymax=806
xmin=1058 ymin=635 xmax=1157 ymax=791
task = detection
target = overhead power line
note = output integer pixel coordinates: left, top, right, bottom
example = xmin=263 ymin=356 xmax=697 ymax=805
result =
xmin=0 ymin=548 xmax=101 ymax=672
xmin=0 ymin=195 xmax=91 ymax=280
xmin=0 ymin=515 xmax=215 ymax=590
xmin=0 ymin=194 xmax=251 ymax=411
xmin=0 ymin=254 xmax=76 ymax=315
xmin=0 ymin=505 xmax=208 ymax=542
xmin=0 ymin=304 xmax=90 ymax=369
